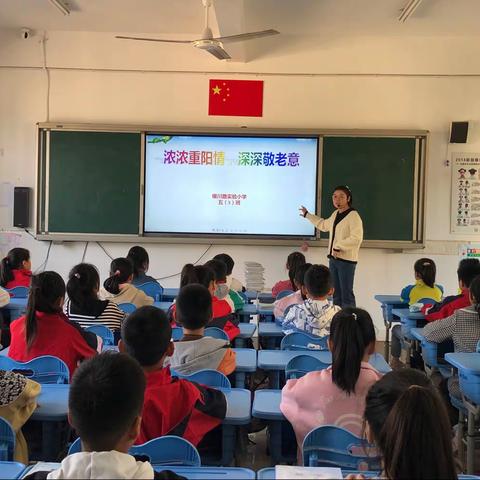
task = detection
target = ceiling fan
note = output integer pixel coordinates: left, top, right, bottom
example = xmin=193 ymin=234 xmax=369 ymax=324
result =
xmin=115 ymin=0 xmax=279 ymax=60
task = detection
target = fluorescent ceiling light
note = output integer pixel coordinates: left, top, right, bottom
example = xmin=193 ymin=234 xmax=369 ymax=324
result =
xmin=48 ymin=0 xmax=70 ymax=16
xmin=398 ymin=0 xmax=422 ymax=23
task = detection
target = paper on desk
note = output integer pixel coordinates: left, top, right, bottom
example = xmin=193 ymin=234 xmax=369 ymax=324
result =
xmin=276 ymin=465 xmax=343 ymax=479
xmin=21 ymin=462 xmax=60 ymax=478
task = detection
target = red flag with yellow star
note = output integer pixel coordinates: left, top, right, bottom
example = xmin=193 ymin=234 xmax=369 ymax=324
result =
xmin=208 ymin=79 xmax=263 ymax=117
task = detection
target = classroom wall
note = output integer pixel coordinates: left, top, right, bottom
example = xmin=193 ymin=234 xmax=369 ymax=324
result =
xmin=2 ymin=28 xmax=480 ymax=333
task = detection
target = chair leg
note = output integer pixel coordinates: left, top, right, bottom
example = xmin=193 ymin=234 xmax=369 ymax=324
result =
xmin=467 ymin=411 xmax=475 ymax=474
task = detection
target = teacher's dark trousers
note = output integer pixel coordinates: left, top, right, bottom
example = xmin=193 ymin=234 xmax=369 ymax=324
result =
xmin=329 ymin=258 xmax=356 ymax=308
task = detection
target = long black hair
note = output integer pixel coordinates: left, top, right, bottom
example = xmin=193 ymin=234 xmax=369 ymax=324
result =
xmin=103 ymin=258 xmax=133 ymax=295
xmin=414 ymin=257 xmax=436 ymax=289
xmin=330 ymin=307 xmax=376 ymax=395
xmin=0 ymin=248 xmax=30 ymax=287
xmin=180 ymin=264 xmax=215 ymax=290
xmin=67 ymin=263 xmax=100 ymax=308
xmin=286 ymin=252 xmax=306 ymax=291
xmin=127 ymin=246 xmax=150 ymax=278
xmin=25 ymin=271 xmax=65 ymax=349
xmin=364 ymin=369 xmax=457 ymax=480
xmin=470 ymin=274 xmax=480 ymax=316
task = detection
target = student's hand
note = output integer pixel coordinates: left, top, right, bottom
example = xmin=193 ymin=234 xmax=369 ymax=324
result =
xmin=299 ymin=206 xmax=308 ymax=217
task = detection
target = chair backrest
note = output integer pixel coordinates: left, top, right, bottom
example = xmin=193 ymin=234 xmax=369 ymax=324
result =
xmin=276 ymin=289 xmax=294 ymax=300
xmin=238 ymin=291 xmax=248 ymax=303
xmin=136 ymin=282 xmax=164 ymax=302
xmin=118 ymin=303 xmax=136 ymax=314
xmin=302 ymin=425 xmax=381 ymax=471
xmin=68 ymin=435 xmax=201 ymax=467
xmin=172 ymin=326 xmax=183 ymax=341
xmin=281 ymin=332 xmax=329 ymax=351
xmin=0 ymin=418 xmax=15 ymax=462
xmin=172 ymin=369 xmax=231 ymax=389
xmin=6 ymin=287 xmax=29 ymax=298
xmin=85 ymin=325 xmax=114 ymax=346
xmin=0 ymin=355 xmax=69 ymax=384
xmin=285 ymin=354 xmax=329 ymax=380
xmin=204 ymin=327 xmax=229 ymax=342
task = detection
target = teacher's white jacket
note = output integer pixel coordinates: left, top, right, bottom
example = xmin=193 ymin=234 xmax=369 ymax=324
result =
xmin=306 ymin=210 xmax=363 ymax=262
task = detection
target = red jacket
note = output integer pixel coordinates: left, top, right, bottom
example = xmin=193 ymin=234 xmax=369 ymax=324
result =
xmin=9 ymin=311 xmax=96 ymax=378
xmin=423 ymin=288 xmax=471 ymax=322
xmin=4 ymin=269 xmax=31 ymax=290
xmin=137 ymin=367 xmax=226 ymax=446
xmin=272 ymin=279 xmax=294 ymax=298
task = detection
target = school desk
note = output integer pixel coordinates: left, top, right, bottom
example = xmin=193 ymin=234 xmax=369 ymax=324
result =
xmin=245 ymin=291 xmax=275 ymax=304
xmin=374 ymin=294 xmax=407 ymax=359
xmin=153 ymin=301 xmax=173 ymax=311
xmin=0 ymin=346 xmax=9 ymax=356
xmin=0 ymin=462 xmax=25 ymax=480
xmin=257 ymin=351 xmax=391 ymax=388
xmin=1 ymin=297 xmax=28 ymax=322
xmin=258 ymin=322 xmax=284 ymax=349
xmin=391 ymin=308 xmax=426 ymax=365
xmin=237 ymin=304 xmax=274 ymax=323
xmin=232 ymin=348 xmax=257 ymax=387
xmin=161 ymin=288 xmax=178 ymax=302
xmin=235 ymin=322 xmax=256 ymax=347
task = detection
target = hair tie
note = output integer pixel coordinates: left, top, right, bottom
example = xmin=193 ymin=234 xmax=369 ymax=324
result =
xmin=114 ymin=270 xmax=121 ymax=277
xmin=423 ymin=262 xmax=431 ymax=266
xmin=4 ymin=258 xmax=9 ymax=264
xmin=74 ymin=273 xmax=81 ymax=279
xmin=351 ymin=312 xmax=357 ymax=320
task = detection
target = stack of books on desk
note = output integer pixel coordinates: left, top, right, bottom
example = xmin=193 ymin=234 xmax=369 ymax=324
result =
xmin=244 ymin=261 xmax=265 ymax=291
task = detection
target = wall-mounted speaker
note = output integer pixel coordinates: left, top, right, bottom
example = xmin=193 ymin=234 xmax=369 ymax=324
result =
xmin=13 ymin=187 xmax=31 ymax=228
xmin=450 ymin=121 xmax=469 ymax=143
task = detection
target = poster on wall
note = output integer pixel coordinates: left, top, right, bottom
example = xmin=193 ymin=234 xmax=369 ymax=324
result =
xmin=451 ymin=153 xmax=480 ymax=234
xmin=459 ymin=243 xmax=480 ymax=260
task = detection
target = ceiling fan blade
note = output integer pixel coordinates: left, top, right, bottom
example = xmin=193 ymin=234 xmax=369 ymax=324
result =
xmin=115 ymin=35 xmax=192 ymax=44
xmin=206 ymin=45 xmax=231 ymax=60
xmin=213 ymin=29 xmax=279 ymax=43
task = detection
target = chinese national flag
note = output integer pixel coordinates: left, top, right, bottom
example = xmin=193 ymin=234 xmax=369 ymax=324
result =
xmin=208 ymin=79 xmax=263 ymax=117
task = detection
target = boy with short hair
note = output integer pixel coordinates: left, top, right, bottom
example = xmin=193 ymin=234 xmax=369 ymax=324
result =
xmin=205 ymin=259 xmax=245 ymax=311
xmin=170 ymin=284 xmax=236 ymax=376
xmin=24 ymin=352 xmax=183 ymax=479
xmin=423 ymin=258 xmax=480 ymax=321
xmin=213 ymin=253 xmax=244 ymax=292
xmin=281 ymin=264 xmax=341 ymax=337
xmin=120 ymin=306 xmax=226 ymax=446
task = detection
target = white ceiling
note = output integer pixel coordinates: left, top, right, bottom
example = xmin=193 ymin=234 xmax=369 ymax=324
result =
xmin=1 ymin=0 xmax=480 ymax=37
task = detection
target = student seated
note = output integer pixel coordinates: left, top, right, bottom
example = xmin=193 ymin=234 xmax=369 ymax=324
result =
xmin=0 ymin=248 xmax=31 ymax=289
xmin=0 ymin=369 xmax=40 ymax=464
xmin=170 ymin=284 xmax=236 ymax=376
xmin=281 ymin=264 xmax=340 ymax=336
xmin=127 ymin=245 xmax=162 ymax=288
xmin=100 ymin=257 xmax=154 ymax=308
xmin=347 ymin=369 xmax=457 ymax=480
xmin=120 ymin=306 xmax=227 ymax=446
xmin=424 ymin=258 xmax=480 ymax=322
xmin=423 ymin=274 xmax=480 ymax=400
xmin=24 ymin=353 xmax=184 ymax=480
xmin=281 ymin=308 xmax=381 ymax=459
xmin=391 ymin=258 xmax=443 ymax=369
xmin=213 ymin=253 xmax=244 ymax=292
xmin=173 ymin=264 xmax=239 ymax=341
xmin=205 ymin=259 xmax=244 ymax=311
xmin=274 ymin=263 xmax=312 ymax=319
xmin=9 ymin=271 xmax=97 ymax=378
xmin=272 ymin=251 xmax=306 ymax=297
xmin=64 ymin=263 xmax=125 ymax=334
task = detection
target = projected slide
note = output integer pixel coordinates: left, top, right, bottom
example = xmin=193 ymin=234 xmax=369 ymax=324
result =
xmin=144 ymin=135 xmax=318 ymax=237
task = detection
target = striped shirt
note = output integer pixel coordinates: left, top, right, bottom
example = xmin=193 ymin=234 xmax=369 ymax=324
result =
xmin=64 ymin=299 xmax=125 ymax=332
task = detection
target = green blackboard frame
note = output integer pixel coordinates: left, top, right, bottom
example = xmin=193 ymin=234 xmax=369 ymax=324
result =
xmin=36 ymin=123 xmax=427 ymax=248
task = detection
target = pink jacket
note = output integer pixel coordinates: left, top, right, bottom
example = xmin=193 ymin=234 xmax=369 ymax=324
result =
xmin=280 ymin=363 xmax=381 ymax=448
xmin=273 ymin=290 xmax=303 ymax=319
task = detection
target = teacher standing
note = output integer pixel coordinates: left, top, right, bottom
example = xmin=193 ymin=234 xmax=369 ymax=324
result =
xmin=300 ymin=185 xmax=363 ymax=308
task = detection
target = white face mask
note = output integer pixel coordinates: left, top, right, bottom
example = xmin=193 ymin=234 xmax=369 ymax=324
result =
xmin=215 ymin=283 xmax=230 ymax=300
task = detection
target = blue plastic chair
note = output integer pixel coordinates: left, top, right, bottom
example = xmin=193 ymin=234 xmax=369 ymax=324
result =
xmin=276 ymin=289 xmax=294 ymax=300
xmin=285 ymin=354 xmax=329 ymax=380
xmin=204 ymin=327 xmax=229 ymax=342
xmin=172 ymin=326 xmax=183 ymax=341
xmin=118 ymin=303 xmax=136 ymax=314
xmin=302 ymin=425 xmax=381 ymax=470
xmin=0 ymin=355 xmax=69 ymax=384
xmin=238 ymin=291 xmax=248 ymax=303
xmin=137 ymin=282 xmax=164 ymax=302
xmin=6 ymin=287 xmax=29 ymax=298
xmin=0 ymin=418 xmax=15 ymax=462
xmin=281 ymin=332 xmax=329 ymax=351
xmin=85 ymin=325 xmax=114 ymax=346
xmin=172 ymin=369 xmax=231 ymax=389
xmin=68 ymin=435 xmax=201 ymax=466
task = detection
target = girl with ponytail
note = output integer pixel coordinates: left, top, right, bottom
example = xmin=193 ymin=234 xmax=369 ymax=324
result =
xmin=100 ymin=258 xmax=154 ymax=308
xmin=347 ymin=369 xmax=457 ymax=480
xmin=0 ymin=248 xmax=31 ymax=289
xmin=280 ymin=308 xmax=381 ymax=458
xmin=8 ymin=271 xmax=96 ymax=378
xmin=423 ymin=273 xmax=480 ymax=400
xmin=126 ymin=245 xmax=161 ymax=288
xmin=272 ymin=252 xmax=306 ymax=297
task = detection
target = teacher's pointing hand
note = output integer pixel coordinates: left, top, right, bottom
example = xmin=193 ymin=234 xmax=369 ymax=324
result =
xmin=299 ymin=206 xmax=308 ymax=217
